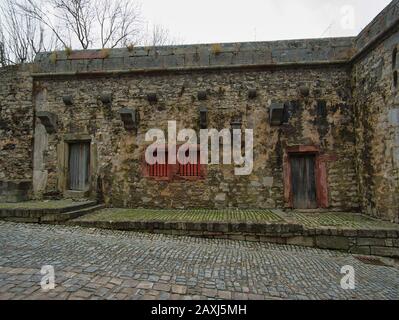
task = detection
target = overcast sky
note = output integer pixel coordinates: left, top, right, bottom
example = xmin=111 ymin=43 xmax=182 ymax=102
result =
xmin=141 ymin=0 xmax=391 ymax=44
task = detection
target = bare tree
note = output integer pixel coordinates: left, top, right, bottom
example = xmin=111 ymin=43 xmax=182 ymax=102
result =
xmin=95 ymin=0 xmax=142 ymax=48
xmin=0 ymin=0 xmax=53 ymax=65
xmin=0 ymin=23 xmax=10 ymax=67
xmin=150 ymin=24 xmax=171 ymax=47
xmin=0 ymin=0 xmax=181 ymax=67
xmin=143 ymin=23 xmax=181 ymax=47
xmin=16 ymin=0 xmax=71 ymax=49
xmin=17 ymin=0 xmax=143 ymax=49
xmin=52 ymin=0 xmax=94 ymax=49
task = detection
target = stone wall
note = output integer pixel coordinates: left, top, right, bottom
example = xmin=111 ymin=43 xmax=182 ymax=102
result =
xmin=34 ymin=37 xmax=355 ymax=75
xmin=0 ymin=64 xmax=34 ymax=201
xmin=352 ymin=22 xmax=399 ymax=223
xmin=33 ymin=64 xmax=359 ymax=210
xmin=1 ymin=0 xmax=397 ymax=218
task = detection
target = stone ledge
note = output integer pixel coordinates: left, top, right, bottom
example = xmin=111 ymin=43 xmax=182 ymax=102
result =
xmin=0 ymin=201 xmax=98 ymax=223
xmin=0 ymin=181 xmax=32 ymax=203
xmin=34 ymin=38 xmax=355 ymax=75
xmin=67 ymin=220 xmax=399 ymax=259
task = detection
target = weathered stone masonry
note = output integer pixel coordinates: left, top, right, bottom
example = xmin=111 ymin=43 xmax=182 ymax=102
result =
xmin=0 ymin=1 xmax=398 ymax=222
xmin=0 ymin=64 xmax=33 ymax=202
xmin=352 ymin=2 xmax=399 ymax=222
xmin=30 ymin=40 xmax=358 ymax=211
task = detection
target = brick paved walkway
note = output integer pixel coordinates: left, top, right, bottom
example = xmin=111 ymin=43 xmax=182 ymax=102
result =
xmin=0 ymin=221 xmax=398 ymax=300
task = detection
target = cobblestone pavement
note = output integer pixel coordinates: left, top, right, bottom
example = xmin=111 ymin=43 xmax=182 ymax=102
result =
xmin=0 ymin=221 xmax=398 ymax=300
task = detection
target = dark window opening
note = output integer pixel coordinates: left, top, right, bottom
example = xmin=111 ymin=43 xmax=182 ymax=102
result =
xmin=316 ymin=100 xmax=327 ymax=118
xmin=393 ymin=47 xmax=397 ymax=69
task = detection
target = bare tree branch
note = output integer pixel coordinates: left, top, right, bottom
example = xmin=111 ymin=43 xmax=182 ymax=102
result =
xmin=0 ymin=0 xmax=54 ymax=65
xmin=95 ymin=0 xmax=142 ymax=48
xmin=16 ymin=0 xmax=70 ymax=49
xmin=143 ymin=23 xmax=182 ymax=47
xmin=0 ymin=0 xmax=180 ymax=66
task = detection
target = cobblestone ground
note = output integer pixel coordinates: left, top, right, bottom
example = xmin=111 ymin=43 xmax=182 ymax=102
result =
xmin=0 ymin=221 xmax=398 ymax=300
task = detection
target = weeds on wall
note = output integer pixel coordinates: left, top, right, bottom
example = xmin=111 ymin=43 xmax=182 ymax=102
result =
xmin=211 ymin=44 xmax=222 ymax=55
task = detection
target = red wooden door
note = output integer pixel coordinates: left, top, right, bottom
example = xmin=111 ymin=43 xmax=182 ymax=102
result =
xmin=290 ymin=154 xmax=317 ymax=209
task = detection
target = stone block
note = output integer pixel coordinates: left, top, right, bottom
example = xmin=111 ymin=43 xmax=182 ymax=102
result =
xmin=286 ymin=236 xmax=315 ymax=247
xmin=209 ymin=52 xmax=234 ymax=66
xmin=316 ymin=236 xmax=349 ymax=250
xmin=228 ymin=234 xmax=246 ymax=241
xmin=0 ymin=181 xmax=32 ymax=203
xmin=356 ymin=237 xmax=386 ymax=246
xmin=36 ymin=111 xmax=57 ymax=134
xmin=86 ymin=59 xmax=103 ymax=72
xmin=252 ymin=50 xmax=272 ymax=64
xmin=213 ymin=223 xmax=230 ymax=233
xmin=349 ymin=246 xmax=371 ymax=255
xmin=386 ymin=230 xmax=399 ymax=238
xmin=245 ymin=235 xmax=260 ymax=242
xmin=357 ymin=230 xmax=387 ymax=238
xmin=262 ymin=177 xmax=274 ymax=187
xmin=131 ymin=56 xmax=163 ymax=69
xmin=162 ymin=55 xmax=185 ymax=68
xmin=103 ymin=57 xmax=125 ymax=70
xmin=55 ymin=60 xmax=72 ymax=73
xmin=388 ymin=109 xmax=399 ymax=126
xmin=259 ymin=236 xmax=287 ymax=244
xmin=70 ymin=59 xmax=88 ymax=72
xmin=370 ymin=246 xmax=399 ymax=258
xmin=184 ymin=51 xmax=209 ymax=67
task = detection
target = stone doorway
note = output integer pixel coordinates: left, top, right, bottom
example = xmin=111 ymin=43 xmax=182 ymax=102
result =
xmin=290 ymin=154 xmax=317 ymax=209
xmin=283 ymin=146 xmax=329 ymax=209
xmin=68 ymin=142 xmax=90 ymax=191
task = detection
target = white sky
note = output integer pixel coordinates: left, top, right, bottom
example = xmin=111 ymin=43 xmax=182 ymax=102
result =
xmin=140 ymin=0 xmax=392 ymax=44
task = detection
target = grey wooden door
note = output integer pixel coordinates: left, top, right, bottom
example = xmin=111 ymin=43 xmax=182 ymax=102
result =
xmin=290 ymin=154 xmax=317 ymax=209
xmin=69 ymin=142 xmax=90 ymax=191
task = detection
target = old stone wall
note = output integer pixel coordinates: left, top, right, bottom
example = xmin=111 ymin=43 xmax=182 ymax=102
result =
xmin=33 ymin=64 xmax=359 ymax=210
xmin=352 ymin=24 xmax=399 ymax=223
xmin=1 ymin=0 xmax=396 ymax=217
xmin=0 ymin=64 xmax=34 ymax=201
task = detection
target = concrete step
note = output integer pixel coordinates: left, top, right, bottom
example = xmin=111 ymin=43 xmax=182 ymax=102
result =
xmin=41 ymin=204 xmax=106 ymax=223
xmin=0 ymin=200 xmax=98 ymax=217
xmin=58 ymin=201 xmax=99 ymax=214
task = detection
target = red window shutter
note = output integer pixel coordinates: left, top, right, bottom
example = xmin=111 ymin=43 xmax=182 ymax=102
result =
xmin=146 ymin=151 xmax=168 ymax=177
xmin=178 ymin=151 xmax=201 ymax=177
xmin=147 ymin=163 xmax=168 ymax=177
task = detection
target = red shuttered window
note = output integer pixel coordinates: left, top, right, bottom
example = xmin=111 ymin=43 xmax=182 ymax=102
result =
xmin=146 ymin=162 xmax=168 ymax=177
xmin=177 ymin=151 xmax=201 ymax=177
xmin=143 ymin=145 xmax=205 ymax=181
xmin=145 ymin=150 xmax=169 ymax=179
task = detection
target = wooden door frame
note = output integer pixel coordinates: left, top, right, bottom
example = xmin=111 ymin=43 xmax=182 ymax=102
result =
xmin=68 ymin=142 xmax=91 ymax=191
xmin=57 ymin=134 xmax=98 ymax=199
xmin=283 ymin=145 xmax=329 ymax=209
